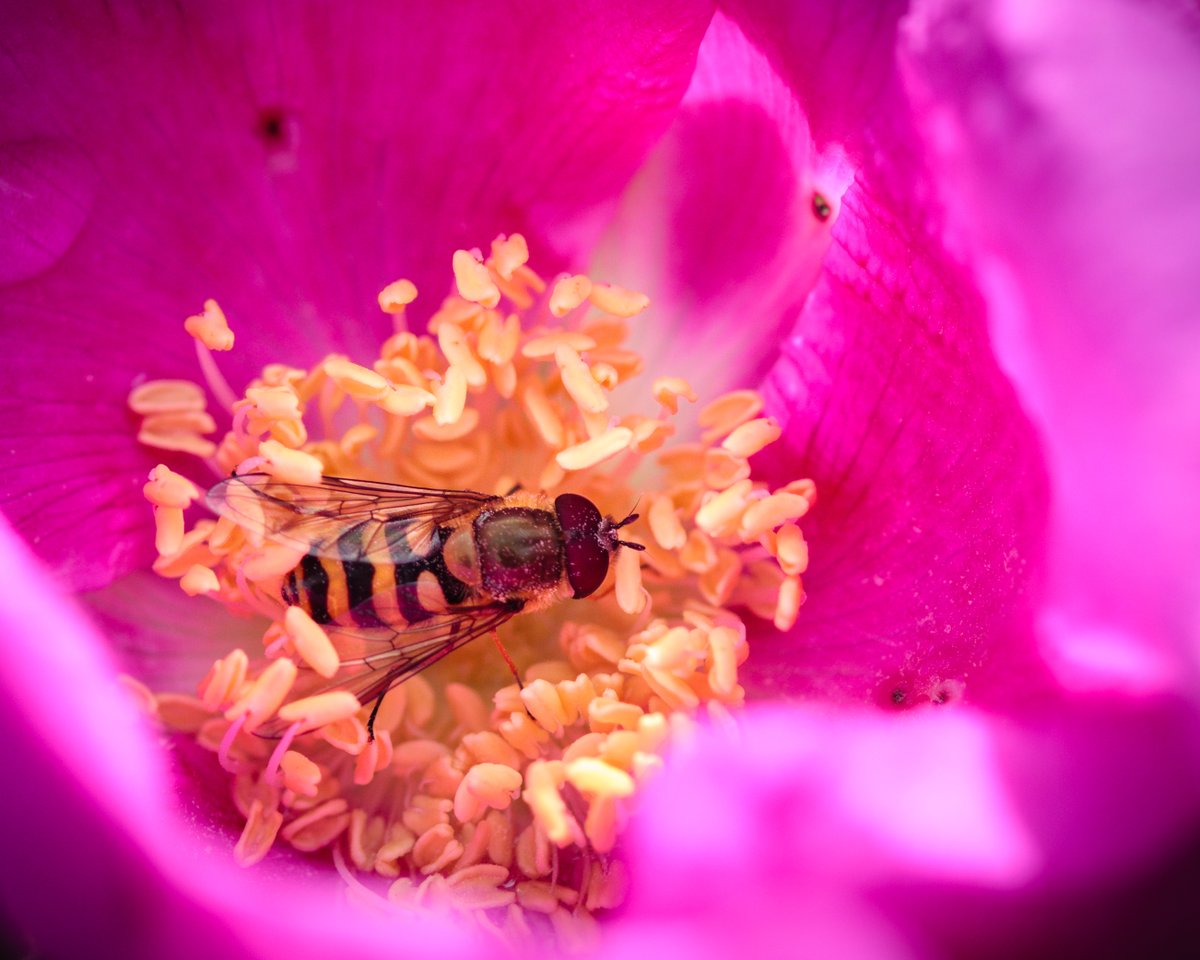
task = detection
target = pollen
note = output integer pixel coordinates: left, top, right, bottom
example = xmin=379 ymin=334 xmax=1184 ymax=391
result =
xmin=133 ymin=234 xmax=814 ymax=949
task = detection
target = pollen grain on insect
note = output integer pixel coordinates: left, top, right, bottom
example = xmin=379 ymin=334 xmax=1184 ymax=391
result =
xmin=124 ymin=235 xmax=815 ymax=947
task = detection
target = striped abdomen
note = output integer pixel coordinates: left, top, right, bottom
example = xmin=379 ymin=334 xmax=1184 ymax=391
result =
xmin=282 ymin=520 xmax=472 ymax=628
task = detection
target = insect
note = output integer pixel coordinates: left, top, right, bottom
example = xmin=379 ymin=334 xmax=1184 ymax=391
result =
xmin=207 ymin=473 xmax=643 ymax=738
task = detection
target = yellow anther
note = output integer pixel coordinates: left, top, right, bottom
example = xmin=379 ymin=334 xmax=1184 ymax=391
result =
xmin=153 ymin=505 xmax=184 ymax=556
xmin=199 ymin=649 xmax=249 ymax=711
xmin=226 ymin=658 xmax=297 ymax=732
xmin=698 ymin=389 xmax=764 ymax=440
xmin=453 ymin=763 xmax=524 ymax=822
xmin=521 ymin=331 xmax=598 ymax=359
xmin=565 ymin=757 xmax=635 ymax=798
xmin=587 ymin=283 xmax=650 ymax=318
xmin=246 ymin=385 xmax=303 ymax=421
xmin=694 ymin=479 xmax=754 ymax=538
xmin=184 ymin=299 xmax=235 ymax=351
xmin=555 ymin=345 xmax=609 ymax=415
xmin=433 ymin=366 xmax=468 ymax=425
xmin=452 ymin=249 xmax=501 ymax=307
xmin=774 ymin=522 xmax=809 ymax=576
xmin=377 ymin=278 xmax=418 ymax=313
xmin=258 ymin=439 xmax=324 ymax=485
xmin=323 ymin=357 xmax=390 ymax=400
xmin=556 ymin=427 xmax=632 ymax=471
xmin=143 ymin=464 xmax=201 ymax=508
xmin=489 ymin=233 xmax=529 ymax=280
xmin=549 ymin=274 xmax=593 ymax=317
xmin=721 ymin=416 xmax=782 ymax=458
xmin=380 ymin=383 xmax=436 ymax=416
xmin=437 ymin=321 xmax=488 ymax=388
xmin=128 ymin=379 xmax=206 ymax=415
xmin=740 ymin=492 xmax=812 ymax=537
xmin=285 ymin=606 xmax=339 ymax=678
xmin=614 ymin=547 xmax=646 ymax=615
xmin=277 ymin=691 xmax=362 ymax=732
xmin=652 ymin=376 xmax=698 ymax=414
xmin=774 ymin=575 xmax=805 ymax=631
xmin=180 ymin=564 xmax=220 ymax=596
xmin=280 ymin=750 xmax=322 ymax=797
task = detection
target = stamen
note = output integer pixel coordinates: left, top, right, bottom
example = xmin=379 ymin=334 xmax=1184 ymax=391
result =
xmin=234 ymin=798 xmax=283 ymax=867
xmin=556 ymin=427 xmax=633 ymax=471
xmin=721 ymin=417 xmax=782 ymax=458
xmin=143 ymin=465 xmax=201 ymax=508
xmin=284 ymin=606 xmax=339 ymax=678
xmin=614 ymin=547 xmax=647 ymax=615
xmin=555 ymin=345 xmax=609 ymax=415
xmin=653 ymin=376 xmax=698 ymax=414
xmin=259 ymin=439 xmax=324 ymax=485
xmin=489 ymin=234 xmax=529 ymax=280
xmin=774 ymin=575 xmax=805 ymax=632
xmin=153 ymin=506 xmax=185 ymax=556
xmin=377 ymin=278 xmax=418 ymax=314
xmin=226 ymin=658 xmax=297 ymax=733
xmin=137 ymin=235 xmax=816 ymax=945
xmin=128 ymin=380 xmax=207 ymax=415
xmin=452 ymin=250 xmax=501 ymax=307
xmin=433 ymin=366 xmax=468 ymax=425
xmin=698 ymin=389 xmax=764 ymax=442
xmin=521 ymin=332 xmax=598 ymax=359
xmin=276 ymin=691 xmax=362 ymax=733
xmin=180 ymin=564 xmax=220 ymax=596
xmin=184 ymin=299 xmax=235 ymax=351
xmin=549 ymin=275 xmax=593 ymax=317
xmin=740 ymin=491 xmax=812 ymax=538
xmin=279 ymin=750 xmax=322 ymax=797
xmin=587 ymin=283 xmax=650 ymax=318
xmin=324 ymin=357 xmax=390 ymax=401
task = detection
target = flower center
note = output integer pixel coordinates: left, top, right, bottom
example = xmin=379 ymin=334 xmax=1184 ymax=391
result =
xmin=128 ymin=235 xmax=813 ymax=947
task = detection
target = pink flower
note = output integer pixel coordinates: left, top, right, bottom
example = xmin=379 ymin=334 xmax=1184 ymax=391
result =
xmin=2 ymin=1 xmax=1198 ymax=957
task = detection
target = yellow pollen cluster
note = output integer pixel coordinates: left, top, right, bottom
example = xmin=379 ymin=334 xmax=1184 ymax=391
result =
xmin=127 ymin=235 xmax=813 ymax=949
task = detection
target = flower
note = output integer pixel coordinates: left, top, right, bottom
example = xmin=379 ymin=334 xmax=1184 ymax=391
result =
xmin=2 ymin=2 xmax=1199 ymax=959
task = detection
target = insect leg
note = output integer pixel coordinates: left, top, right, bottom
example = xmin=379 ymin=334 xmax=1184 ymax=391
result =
xmin=491 ymin=629 xmax=525 ymax=690
xmin=367 ymin=689 xmax=387 ymax=743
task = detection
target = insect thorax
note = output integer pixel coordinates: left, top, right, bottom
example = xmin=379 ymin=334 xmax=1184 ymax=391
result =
xmin=473 ymin=507 xmax=564 ymax=598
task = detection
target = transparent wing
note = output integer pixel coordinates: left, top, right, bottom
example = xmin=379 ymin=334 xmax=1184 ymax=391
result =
xmin=207 ymin=472 xmax=499 ymax=561
xmin=254 ymin=600 xmax=521 ymax=739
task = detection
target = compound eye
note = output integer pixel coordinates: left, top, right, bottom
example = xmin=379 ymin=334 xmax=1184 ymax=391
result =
xmin=554 ymin=493 xmax=610 ymax=599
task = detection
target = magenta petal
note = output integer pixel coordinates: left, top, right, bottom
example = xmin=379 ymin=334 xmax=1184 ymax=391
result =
xmin=751 ymin=101 xmax=1050 ymax=706
xmin=0 ymin=1 xmax=712 ymax=589
xmin=598 ymin=13 xmax=840 ymax=395
xmin=719 ymin=0 xmax=907 ymax=151
xmin=901 ymin=0 xmax=1200 ymax=684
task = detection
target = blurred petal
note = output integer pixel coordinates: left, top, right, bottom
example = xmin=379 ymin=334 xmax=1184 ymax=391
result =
xmin=901 ymin=0 xmax=1200 ymax=685
xmin=622 ymin=699 xmax=1200 ymax=956
xmin=0 ymin=0 xmax=712 ymax=589
xmin=0 ymin=512 xmax=500 ymax=958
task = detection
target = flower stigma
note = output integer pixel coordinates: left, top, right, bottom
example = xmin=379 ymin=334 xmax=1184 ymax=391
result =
xmin=128 ymin=236 xmax=814 ymax=949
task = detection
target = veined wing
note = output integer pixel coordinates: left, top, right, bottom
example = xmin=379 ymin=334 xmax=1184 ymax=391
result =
xmin=253 ymin=599 xmax=522 ymax=739
xmin=207 ymin=472 xmax=499 ymax=562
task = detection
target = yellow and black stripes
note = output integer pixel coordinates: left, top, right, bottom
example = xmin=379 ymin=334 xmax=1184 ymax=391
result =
xmin=283 ymin=520 xmax=472 ymax=628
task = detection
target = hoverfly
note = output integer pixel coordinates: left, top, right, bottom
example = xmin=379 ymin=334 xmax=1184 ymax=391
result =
xmin=207 ymin=473 xmax=643 ymax=738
